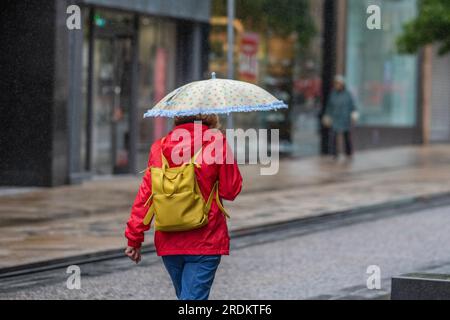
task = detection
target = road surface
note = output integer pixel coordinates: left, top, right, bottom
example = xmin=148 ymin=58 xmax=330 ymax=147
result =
xmin=2 ymin=200 xmax=450 ymax=300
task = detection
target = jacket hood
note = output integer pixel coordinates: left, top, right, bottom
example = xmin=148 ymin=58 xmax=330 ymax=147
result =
xmin=161 ymin=123 xmax=211 ymax=165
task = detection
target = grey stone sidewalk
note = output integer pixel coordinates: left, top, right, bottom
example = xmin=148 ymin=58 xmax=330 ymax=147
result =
xmin=1 ymin=145 xmax=450 ymax=269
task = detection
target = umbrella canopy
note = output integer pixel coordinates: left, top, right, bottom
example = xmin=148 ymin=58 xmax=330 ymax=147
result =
xmin=143 ymin=73 xmax=288 ymax=118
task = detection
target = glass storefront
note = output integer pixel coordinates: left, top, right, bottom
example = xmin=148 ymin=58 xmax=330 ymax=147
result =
xmin=78 ymin=9 xmax=179 ymax=176
xmin=91 ymin=11 xmax=134 ymax=175
xmin=291 ymin=0 xmax=323 ymax=156
xmin=346 ymin=0 xmax=418 ymax=127
xmin=92 ymin=36 xmax=133 ymax=174
xmin=137 ymin=17 xmax=177 ymax=171
xmin=209 ymin=0 xmax=324 ymax=157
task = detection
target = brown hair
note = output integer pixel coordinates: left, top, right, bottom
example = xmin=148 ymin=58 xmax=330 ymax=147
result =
xmin=174 ymin=114 xmax=221 ymax=129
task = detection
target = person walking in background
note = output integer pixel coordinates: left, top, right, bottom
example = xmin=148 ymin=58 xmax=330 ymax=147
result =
xmin=124 ymin=114 xmax=242 ymax=300
xmin=322 ymin=75 xmax=359 ymax=160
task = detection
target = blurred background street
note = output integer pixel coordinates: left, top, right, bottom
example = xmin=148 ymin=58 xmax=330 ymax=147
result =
xmin=0 ymin=0 xmax=450 ymax=300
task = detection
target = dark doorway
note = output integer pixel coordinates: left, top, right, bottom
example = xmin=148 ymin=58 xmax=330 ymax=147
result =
xmin=87 ymin=10 xmax=136 ymax=175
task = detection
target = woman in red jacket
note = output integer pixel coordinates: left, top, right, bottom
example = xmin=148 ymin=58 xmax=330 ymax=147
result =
xmin=124 ymin=114 xmax=242 ymax=300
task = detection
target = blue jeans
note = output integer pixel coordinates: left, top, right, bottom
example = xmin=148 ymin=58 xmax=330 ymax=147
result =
xmin=162 ymin=255 xmax=221 ymax=300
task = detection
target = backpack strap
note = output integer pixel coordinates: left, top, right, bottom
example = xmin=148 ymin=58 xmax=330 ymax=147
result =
xmin=142 ymin=194 xmax=155 ymax=226
xmin=159 ymin=137 xmax=179 ymax=197
xmin=161 ymin=152 xmax=170 ymax=169
xmin=215 ymin=184 xmax=230 ymax=219
xmin=204 ymin=181 xmax=230 ymax=219
xmin=160 ymin=137 xmax=170 ymax=168
xmin=191 ymin=146 xmax=203 ymax=168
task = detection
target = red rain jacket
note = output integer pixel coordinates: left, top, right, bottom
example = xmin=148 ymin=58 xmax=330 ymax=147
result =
xmin=125 ymin=123 xmax=242 ymax=256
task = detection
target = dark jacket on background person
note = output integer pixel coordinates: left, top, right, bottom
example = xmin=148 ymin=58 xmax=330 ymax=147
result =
xmin=325 ymin=89 xmax=356 ymax=132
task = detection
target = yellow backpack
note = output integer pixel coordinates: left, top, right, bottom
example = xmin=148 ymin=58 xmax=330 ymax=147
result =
xmin=142 ymin=145 xmax=229 ymax=232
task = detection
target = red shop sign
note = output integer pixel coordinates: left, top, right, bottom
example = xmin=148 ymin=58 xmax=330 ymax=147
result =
xmin=238 ymin=32 xmax=259 ymax=83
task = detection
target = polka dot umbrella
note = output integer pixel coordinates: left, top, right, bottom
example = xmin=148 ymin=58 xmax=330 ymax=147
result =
xmin=143 ymin=73 xmax=288 ymax=118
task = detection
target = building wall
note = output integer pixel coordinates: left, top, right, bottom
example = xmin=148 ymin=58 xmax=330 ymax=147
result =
xmin=0 ymin=0 xmax=68 ymax=186
xmin=0 ymin=0 xmax=211 ymax=186
xmin=430 ymin=46 xmax=450 ymax=142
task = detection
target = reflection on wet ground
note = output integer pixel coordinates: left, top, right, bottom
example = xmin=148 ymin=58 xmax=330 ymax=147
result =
xmin=1 ymin=145 xmax=450 ymax=269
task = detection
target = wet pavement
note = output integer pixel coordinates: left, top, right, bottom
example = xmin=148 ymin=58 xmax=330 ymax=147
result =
xmin=1 ymin=145 xmax=450 ymax=269
xmin=4 ymin=199 xmax=450 ymax=299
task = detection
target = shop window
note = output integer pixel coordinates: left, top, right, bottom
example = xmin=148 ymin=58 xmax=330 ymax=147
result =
xmin=137 ymin=17 xmax=177 ymax=170
xmin=346 ymin=0 xmax=418 ymax=127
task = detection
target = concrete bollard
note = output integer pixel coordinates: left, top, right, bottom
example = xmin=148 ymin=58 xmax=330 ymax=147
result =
xmin=391 ymin=273 xmax=450 ymax=300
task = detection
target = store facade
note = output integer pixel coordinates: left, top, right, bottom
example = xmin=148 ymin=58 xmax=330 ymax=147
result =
xmin=209 ymin=0 xmax=325 ymax=158
xmin=75 ymin=0 xmax=211 ymax=181
xmin=208 ymin=0 xmax=424 ymax=158
xmin=0 ymin=0 xmax=211 ymax=186
xmin=335 ymin=0 xmax=422 ymax=149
